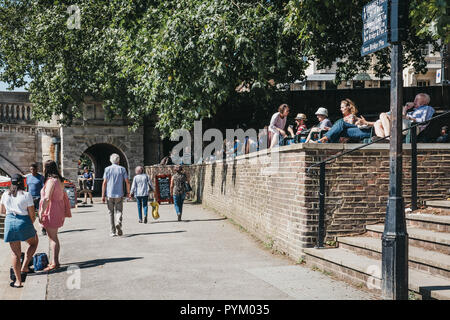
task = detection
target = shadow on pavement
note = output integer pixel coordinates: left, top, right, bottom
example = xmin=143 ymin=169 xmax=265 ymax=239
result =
xmin=58 ymin=228 xmax=96 ymax=234
xmin=43 ymin=257 xmax=144 ymax=274
xmin=122 ymin=230 xmax=186 ymax=238
xmin=150 ymin=218 xmax=227 ymax=224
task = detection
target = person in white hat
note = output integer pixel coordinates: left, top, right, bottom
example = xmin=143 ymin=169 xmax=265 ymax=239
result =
xmin=305 ymin=108 xmax=333 ymax=143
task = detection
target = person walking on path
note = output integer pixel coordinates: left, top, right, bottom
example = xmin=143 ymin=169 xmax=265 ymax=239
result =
xmin=81 ymin=167 xmax=94 ymax=205
xmin=170 ymin=165 xmax=189 ymax=222
xmin=130 ymin=166 xmax=154 ymax=224
xmin=102 ymin=153 xmax=130 ymax=237
xmin=38 ymin=160 xmax=69 ymax=272
xmin=0 ymin=174 xmax=39 ymax=288
xmin=25 ymin=163 xmax=46 ymax=236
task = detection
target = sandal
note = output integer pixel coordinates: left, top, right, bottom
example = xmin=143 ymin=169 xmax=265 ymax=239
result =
xmin=43 ymin=264 xmax=60 ymax=272
xmin=10 ymin=282 xmax=23 ymax=288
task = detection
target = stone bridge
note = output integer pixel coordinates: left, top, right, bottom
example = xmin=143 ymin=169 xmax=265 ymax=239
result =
xmin=0 ymin=91 xmax=160 ymax=192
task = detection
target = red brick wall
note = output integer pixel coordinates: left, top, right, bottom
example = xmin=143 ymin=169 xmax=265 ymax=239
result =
xmin=146 ymin=144 xmax=450 ymax=261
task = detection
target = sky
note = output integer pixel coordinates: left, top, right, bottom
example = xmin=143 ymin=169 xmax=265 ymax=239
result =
xmin=0 ymin=81 xmax=28 ymax=92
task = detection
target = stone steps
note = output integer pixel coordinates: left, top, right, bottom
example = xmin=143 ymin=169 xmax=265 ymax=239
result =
xmin=338 ymin=236 xmax=450 ymax=278
xmin=366 ymin=224 xmax=450 ymax=255
xmin=406 ymin=213 xmax=450 ymax=233
xmin=304 ymin=247 xmax=450 ymax=300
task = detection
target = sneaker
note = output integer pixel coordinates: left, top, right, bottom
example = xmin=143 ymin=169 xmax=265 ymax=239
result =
xmin=110 ymin=232 xmax=117 ymax=237
xmin=144 ymin=217 xmax=147 ymax=224
xmin=177 ymin=215 xmax=181 ymax=222
xmin=116 ymin=225 xmax=123 ymax=236
xmin=138 ymin=220 xmax=143 ymax=223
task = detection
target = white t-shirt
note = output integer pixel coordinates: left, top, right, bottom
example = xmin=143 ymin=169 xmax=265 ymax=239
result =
xmin=0 ymin=191 xmax=34 ymax=216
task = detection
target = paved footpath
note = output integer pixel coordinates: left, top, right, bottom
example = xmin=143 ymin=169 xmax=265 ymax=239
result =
xmin=1 ymin=200 xmax=377 ymax=300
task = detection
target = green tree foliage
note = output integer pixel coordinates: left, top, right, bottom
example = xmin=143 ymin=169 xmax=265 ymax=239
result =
xmin=0 ymin=0 xmax=306 ymax=136
xmin=284 ymin=0 xmax=445 ymax=83
xmin=0 ymin=1 xmax=446 ymax=136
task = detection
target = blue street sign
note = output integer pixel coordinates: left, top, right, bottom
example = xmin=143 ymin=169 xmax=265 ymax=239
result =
xmin=361 ymin=0 xmax=390 ymax=56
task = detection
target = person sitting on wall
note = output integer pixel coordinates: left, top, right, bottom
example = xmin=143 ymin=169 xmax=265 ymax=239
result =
xmin=285 ymin=113 xmax=308 ymax=144
xmin=436 ymin=126 xmax=449 ymax=143
xmin=268 ymin=104 xmax=290 ymax=148
xmin=258 ymin=126 xmax=268 ymax=150
xmin=314 ymin=99 xmax=372 ymax=143
xmin=305 ymin=108 xmax=333 ymax=143
xmin=357 ymin=93 xmax=435 ymax=139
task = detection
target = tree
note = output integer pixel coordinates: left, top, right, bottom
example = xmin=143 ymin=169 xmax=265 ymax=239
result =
xmin=284 ymin=0 xmax=445 ymax=83
xmin=0 ymin=0 xmax=307 ymax=137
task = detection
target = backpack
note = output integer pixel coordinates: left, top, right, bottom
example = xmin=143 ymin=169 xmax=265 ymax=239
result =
xmin=33 ymin=253 xmax=49 ymax=271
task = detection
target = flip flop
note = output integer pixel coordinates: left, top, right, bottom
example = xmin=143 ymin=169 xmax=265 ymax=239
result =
xmin=42 ymin=264 xmax=60 ymax=272
xmin=10 ymin=282 xmax=23 ymax=288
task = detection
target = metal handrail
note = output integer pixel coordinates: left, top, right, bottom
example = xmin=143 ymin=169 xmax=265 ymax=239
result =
xmin=307 ymin=109 xmax=450 ymax=248
xmin=308 ymin=110 xmax=450 ymax=170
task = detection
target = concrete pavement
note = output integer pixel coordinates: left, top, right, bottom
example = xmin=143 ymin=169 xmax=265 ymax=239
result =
xmin=1 ymin=200 xmax=378 ymax=300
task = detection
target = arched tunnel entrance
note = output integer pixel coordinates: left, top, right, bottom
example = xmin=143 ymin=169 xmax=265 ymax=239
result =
xmin=80 ymin=143 xmax=129 ymax=196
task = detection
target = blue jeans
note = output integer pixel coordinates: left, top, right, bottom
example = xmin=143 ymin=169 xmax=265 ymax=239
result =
xmin=325 ymin=119 xmax=371 ymax=143
xmin=173 ymin=193 xmax=186 ymax=216
xmin=136 ymin=196 xmax=149 ymax=221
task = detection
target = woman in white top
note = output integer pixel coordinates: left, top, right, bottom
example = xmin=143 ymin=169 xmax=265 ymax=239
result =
xmin=269 ymin=104 xmax=290 ymax=148
xmin=130 ymin=166 xmax=154 ymax=224
xmin=0 ymin=174 xmax=38 ymax=288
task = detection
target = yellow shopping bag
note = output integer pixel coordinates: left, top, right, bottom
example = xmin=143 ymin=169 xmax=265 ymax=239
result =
xmin=151 ymin=201 xmax=160 ymax=220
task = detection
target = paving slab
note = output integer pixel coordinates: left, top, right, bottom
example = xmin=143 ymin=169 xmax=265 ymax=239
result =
xmin=42 ymin=200 xmax=375 ymax=300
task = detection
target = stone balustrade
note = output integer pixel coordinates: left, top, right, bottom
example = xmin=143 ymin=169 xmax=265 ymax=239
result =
xmin=0 ymin=103 xmax=34 ymax=123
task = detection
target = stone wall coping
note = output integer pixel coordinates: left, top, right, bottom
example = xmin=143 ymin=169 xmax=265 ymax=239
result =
xmin=146 ymin=143 xmax=450 ymax=168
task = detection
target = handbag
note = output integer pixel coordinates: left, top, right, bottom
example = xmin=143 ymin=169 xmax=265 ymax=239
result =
xmin=63 ymin=191 xmax=72 ymax=218
xmin=151 ymin=201 xmax=160 ymax=220
xmin=33 ymin=253 xmax=49 ymax=272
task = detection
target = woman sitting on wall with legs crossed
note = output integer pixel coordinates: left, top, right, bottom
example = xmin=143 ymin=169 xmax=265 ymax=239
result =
xmin=313 ymin=99 xmax=373 ymax=143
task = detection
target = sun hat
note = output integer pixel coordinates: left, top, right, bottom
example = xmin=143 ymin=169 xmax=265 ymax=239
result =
xmin=315 ymin=107 xmax=328 ymax=117
xmin=295 ymin=113 xmax=307 ymax=121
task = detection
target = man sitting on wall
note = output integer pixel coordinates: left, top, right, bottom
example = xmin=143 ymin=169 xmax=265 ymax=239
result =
xmin=358 ymin=93 xmax=435 ymax=140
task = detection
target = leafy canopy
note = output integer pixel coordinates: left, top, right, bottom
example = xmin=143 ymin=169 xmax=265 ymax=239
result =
xmin=0 ymin=0 xmax=446 ymax=136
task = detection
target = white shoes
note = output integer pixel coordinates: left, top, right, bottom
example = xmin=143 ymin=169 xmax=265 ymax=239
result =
xmin=110 ymin=232 xmax=117 ymax=237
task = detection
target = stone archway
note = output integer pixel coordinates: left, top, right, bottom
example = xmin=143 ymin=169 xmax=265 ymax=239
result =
xmin=0 ymin=154 xmax=24 ymax=177
xmin=61 ymin=127 xmax=143 ymax=186
xmin=81 ymin=143 xmax=130 ymax=195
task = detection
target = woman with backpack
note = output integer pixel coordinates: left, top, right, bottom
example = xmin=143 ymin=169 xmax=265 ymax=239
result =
xmin=170 ymin=165 xmax=190 ymax=222
xmin=0 ymin=173 xmax=39 ymax=288
xmin=38 ymin=160 xmax=71 ymax=272
xmin=130 ymin=166 xmax=154 ymax=224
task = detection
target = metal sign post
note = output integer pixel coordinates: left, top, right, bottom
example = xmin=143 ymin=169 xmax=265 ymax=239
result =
xmin=381 ymin=0 xmax=409 ymax=300
xmin=361 ymin=0 xmax=409 ymax=300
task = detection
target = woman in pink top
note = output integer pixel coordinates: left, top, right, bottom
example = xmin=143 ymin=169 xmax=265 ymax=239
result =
xmin=38 ymin=160 xmax=67 ymax=271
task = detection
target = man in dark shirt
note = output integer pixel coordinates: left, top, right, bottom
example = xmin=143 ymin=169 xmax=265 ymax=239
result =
xmin=25 ymin=163 xmax=46 ymax=235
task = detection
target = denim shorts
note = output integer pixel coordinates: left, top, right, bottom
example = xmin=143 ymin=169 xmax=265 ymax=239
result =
xmin=4 ymin=213 xmax=36 ymax=243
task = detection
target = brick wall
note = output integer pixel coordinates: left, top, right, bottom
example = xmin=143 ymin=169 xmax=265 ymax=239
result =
xmin=146 ymin=143 xmax=450 ymax=261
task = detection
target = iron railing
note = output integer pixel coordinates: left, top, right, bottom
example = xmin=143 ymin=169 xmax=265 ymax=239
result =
xmin=307 ymin=110 xmax=450 ymax=248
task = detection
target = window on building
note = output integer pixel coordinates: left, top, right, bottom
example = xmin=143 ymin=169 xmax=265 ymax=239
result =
xmin=417 ymin=80 xmax=430 ymax=87
xmin=353 ymin=81 xmax=365 ymax=89
xmin=380 ymin=81 xmax=390 ymax=88
xmin=325 ymin=81 xmax=337 ymax=90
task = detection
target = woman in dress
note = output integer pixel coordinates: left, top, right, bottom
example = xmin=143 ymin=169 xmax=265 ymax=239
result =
xmin=0 ymin=174 xmax=38 ymax=288
xmin=170 ymin=165 xmax=190 ymax=221
xmin=38 ymin=160 xmax=67 ymax=271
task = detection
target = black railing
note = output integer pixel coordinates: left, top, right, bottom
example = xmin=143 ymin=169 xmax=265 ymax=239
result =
xmin=307 ymin=110 xmax=450 ymax=248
